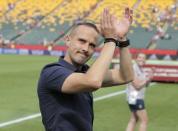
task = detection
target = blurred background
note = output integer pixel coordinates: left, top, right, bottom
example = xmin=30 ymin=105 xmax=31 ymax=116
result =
xmin=0 ymin=0 xmax=178 ymax=131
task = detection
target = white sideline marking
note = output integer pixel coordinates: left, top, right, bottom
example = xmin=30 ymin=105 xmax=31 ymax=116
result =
xmin=0 ymin=113 xmax=41 ymax=128
xmin=0 ymin=82 xmax=157 ymax=128
xmin=94 ymin=90 xmax=125 ymax=101
xmin=0 ymin=90 xmax=125 ymax=128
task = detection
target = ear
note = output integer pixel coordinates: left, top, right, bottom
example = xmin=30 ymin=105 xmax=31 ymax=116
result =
xmin=64 ymin=35 xmax=70 ymax=47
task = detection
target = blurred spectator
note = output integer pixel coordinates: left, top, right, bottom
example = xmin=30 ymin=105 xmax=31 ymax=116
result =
xmin=42 ymin=39 xmax=54 ymax=51
xmin=146 ymin=4 xmax=177 ymax=49
xmin=7 ymin=3 xmax=15 ymax=12
xmin=0 ymin=35 xmax=4 ymax=48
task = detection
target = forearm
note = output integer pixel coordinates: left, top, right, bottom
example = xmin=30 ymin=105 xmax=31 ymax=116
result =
xmin=119 ymin=47 xmax=133 ymax=82
xmin=132 ymin=79 xmax=147 ymax=90
xmin=86 ymin=42 xmax=115 ymax=85
xmin=132 ymin=79 xmax=150 ymax=90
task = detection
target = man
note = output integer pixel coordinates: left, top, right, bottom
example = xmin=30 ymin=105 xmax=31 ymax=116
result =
xmin=38 ymin=8 xmax=133 ymax=131
xmin=126 ymin=53 xmax=153 ymax=131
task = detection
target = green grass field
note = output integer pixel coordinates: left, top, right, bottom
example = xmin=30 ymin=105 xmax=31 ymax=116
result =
xmin=0 ymin=54 xmax=178 ymax=131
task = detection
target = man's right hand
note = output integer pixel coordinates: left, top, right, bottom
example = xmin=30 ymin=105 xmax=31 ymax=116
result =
xmin=100 ymin=8 xmax=133 ymax=40
xmin=100 ymin=8 xmax=118 ymax=39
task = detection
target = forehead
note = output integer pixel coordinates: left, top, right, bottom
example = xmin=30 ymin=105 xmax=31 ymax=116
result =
xmin=71 ymin=25 xmax=99 ymax=38
xmin=137 ymin=53 xmax=146 ymax=59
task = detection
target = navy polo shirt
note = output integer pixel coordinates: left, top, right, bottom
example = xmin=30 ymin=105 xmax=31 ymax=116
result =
xmin=37 ymin=59 xmax=93 ymax=131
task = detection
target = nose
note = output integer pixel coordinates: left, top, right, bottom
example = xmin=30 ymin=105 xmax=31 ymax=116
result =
xmin=82 ymin=43 xmax=89 ymax=52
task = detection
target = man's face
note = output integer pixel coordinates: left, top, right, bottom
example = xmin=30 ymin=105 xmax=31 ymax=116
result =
xmin=66 ymin=25 xmax=99 ymax=65
xmin=136 ymin=53 xmax=146 ymax=66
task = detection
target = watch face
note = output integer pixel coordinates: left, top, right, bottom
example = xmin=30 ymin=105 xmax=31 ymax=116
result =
xmin=118 ymin=39 xmax=130 ymax=48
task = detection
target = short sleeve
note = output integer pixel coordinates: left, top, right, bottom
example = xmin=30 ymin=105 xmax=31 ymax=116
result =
xmin=41 ymin=66 xmax=73 ymax=92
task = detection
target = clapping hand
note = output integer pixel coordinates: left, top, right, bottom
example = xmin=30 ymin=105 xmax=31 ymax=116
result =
xmin=100 ymin=8 xmax=133 ymax=40
xmin=113 ymin=7 xmax=133 ymax=40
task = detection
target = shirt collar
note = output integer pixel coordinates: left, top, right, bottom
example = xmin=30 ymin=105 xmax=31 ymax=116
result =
xmin=58 ymin=59 xmax=77 ymax=71
xmin=58 ymin=59 xmax=89 ymax=73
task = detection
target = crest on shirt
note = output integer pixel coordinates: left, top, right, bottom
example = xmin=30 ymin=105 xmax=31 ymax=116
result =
xmin=139 ymin=104 xmax=143 ymax=109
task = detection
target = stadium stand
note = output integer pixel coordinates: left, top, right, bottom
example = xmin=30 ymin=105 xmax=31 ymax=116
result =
xmin=0 ymin=0 xmax=177 ymax=49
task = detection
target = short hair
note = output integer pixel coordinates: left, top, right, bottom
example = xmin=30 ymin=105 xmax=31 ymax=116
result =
xmin=69 ymin=21 xmax=100 ymax=36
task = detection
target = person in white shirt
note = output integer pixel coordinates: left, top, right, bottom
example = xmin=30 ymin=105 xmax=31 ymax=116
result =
xmin=126 ymin=53 xmax=153 ymax=131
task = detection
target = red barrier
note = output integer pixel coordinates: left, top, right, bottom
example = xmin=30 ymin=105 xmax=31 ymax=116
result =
xmin=15 ymin=44 xmax=47 ymax=50
xmin=143 ymin=65 xmax=178 ymax=82
xmin=14 ymin=44 xmax=177 ymax=54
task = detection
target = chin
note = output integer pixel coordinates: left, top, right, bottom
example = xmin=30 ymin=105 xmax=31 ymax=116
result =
xmin=79 ymin=57 xmax=90 ymax=64
xmin=79 ymin=60 xmax=87 ymax=64
xmin=74 ymin=56 xmax=90 ymax=65
xmin=74 ymin=59 xmax=86 ymax=65
xmin=138 ymin=62 xmax=143 ymax=66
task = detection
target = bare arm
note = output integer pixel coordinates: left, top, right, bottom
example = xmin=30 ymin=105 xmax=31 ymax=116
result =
xmin=119 ymin=47 xmax=133 ymax=83
xmin=61 ymin=8 xmax=134 ymax=93
xmin=102 ymin=47 xmax=133 ymax=87
xmin=62 ymin=42 xmax=115 ymax=93
xmin=132 ymin=71 xmax=153 ymax=90
xmin=102 ymin=8 xmax=134 ymax=87
xmin=61 ymin=9 xmax=117 ymax=93
xmin=132 ymin=77 xmax=148 ymax=90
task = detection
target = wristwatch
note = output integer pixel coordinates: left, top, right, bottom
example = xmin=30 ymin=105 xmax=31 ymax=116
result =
xmin=104 ymin=38 xmax=130 ymax=48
